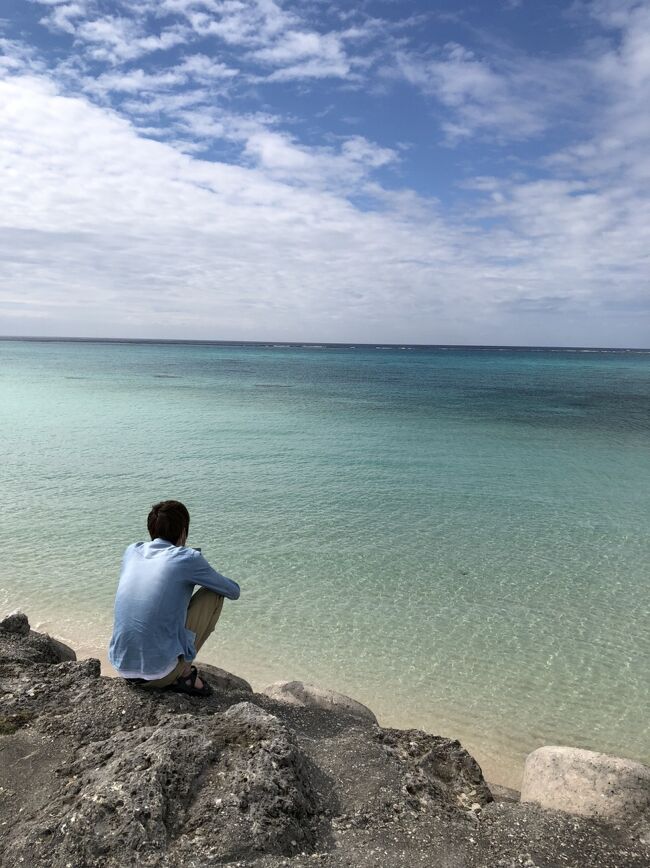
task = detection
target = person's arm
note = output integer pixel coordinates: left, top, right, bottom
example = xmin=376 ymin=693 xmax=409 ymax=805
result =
xmin=191 ymin=552 xmax=240 ymax=600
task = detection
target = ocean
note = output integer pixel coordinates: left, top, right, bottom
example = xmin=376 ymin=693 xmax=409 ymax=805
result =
xmin=1 ymin=338 xmax=648 ymax=786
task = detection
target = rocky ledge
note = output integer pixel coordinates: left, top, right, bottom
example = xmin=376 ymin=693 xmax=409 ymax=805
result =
xmin=0 ymin=614 xmax=648 ymax=868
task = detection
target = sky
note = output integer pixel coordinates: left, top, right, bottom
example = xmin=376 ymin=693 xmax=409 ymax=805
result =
xmin=1 ymin=0 xmax=649 ymax=346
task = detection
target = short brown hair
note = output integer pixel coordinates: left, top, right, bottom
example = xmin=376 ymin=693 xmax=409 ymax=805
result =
xmin=147 ymin=500 xmax=190 ymax=545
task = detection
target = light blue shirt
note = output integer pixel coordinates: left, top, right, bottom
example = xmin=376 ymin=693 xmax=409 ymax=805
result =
xmin=108 ymin=538 xmax=240 ymax=679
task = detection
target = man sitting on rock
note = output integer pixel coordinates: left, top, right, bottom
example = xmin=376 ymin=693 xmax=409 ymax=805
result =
xmin=108 ymin=500 xmax=240 ymax=697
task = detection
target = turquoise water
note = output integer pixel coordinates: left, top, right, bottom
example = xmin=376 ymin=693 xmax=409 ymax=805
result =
xmin=1 ymin=339 xmax=648 ymax=786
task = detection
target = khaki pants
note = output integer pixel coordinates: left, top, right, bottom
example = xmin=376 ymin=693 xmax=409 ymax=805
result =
xmin=144 ymin=588 xmax=224 ymax=688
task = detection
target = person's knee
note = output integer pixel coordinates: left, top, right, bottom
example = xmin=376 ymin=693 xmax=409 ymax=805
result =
xmin=191 ymin=587 xmax=224 ymax=607
xmin=186 ymin=588 xmax=224 ymax=631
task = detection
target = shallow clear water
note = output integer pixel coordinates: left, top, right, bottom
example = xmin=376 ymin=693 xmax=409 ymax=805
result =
xmin=1 ymin=339 xmax=648 ymax=786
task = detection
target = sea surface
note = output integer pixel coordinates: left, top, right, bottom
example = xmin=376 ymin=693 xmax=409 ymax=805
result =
xmin=1 ymin=339 xmax=649 ymax=786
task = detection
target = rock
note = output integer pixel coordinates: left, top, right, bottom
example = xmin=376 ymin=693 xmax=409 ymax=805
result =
xmin=2 ymin=704 xmax=320 ymax=867
xmin=0 ymin=614 xmax=80 ymax=669
xmin=30 ymin=632 xmax=77 ymax=662
xmin=2 ymin=617 xmax=650 ymax=867
xmin=521 ymin=746 xmax=650 ymax=834
xmin=0 ymin=613 xmax=76 ymax=662
xmin=262 ymin=680 xmax=377 ymax=723
xmin=376 ymin=727 xmax=493 ymax=810
xmin=194 ymin=661 xmax=252 ymax=693
xmin=210 ymin=702 xmax=320 ymax=854
xmin=0 ymin=612 xmax=30 ymax=636
xmin=489 ymin=781 xmax=521 ymax=803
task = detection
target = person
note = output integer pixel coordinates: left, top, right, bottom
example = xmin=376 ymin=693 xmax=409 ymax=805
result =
xmin=108 ymin=500 xmax=240 ymax=697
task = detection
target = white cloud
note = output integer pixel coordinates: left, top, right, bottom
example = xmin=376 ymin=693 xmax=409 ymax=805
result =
xmin=34 ymin=0 xmax=383 ymax=85
xmin=581 ymin=1 xmax=650 ymax=178
xmin=264 ymin=56 xmax=352 ymax=82
xmin=1 ymin=72 xmax=648 ymax=346
xmin=39 ymin=1 xmax=89 ymax=36
xmin=120 ymin=88 xmax=212 ymax=119
xmin=0 ymin=74 xmax=489 ymax=342
xmin=0 ymin=38 xmax=46 ymax=75
xmin=250 ymin=29 xmax=344 ymax=65
xmin=2 ymin=3 xmax=649 ymax=345
xmin=169 ymin=0 xmax=358 ymax=81
xmin=87 ymin=67 xmax=187 ymax=94
xmin=239 ymin=128 xmax=397 ymax=186
xmin=39 ymin=4 xmax=190 ymax=63
xmin=393 ymin=41 xmax=583 ymax=143
xmin=182 ymin=0 xmax=294 ymax=47
xmin=86 ymin=54 xmax=237 ymax=96
xmin=177 ymin=53 xmax=238 ymax=80
xmin=81 ymin=19 xmax=188 ymax=64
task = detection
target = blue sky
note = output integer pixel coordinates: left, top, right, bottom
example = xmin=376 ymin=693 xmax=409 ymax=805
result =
xmin=1 ymin=0 xmax=649 ymax=345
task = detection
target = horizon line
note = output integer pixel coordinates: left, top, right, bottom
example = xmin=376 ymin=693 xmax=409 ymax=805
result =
xmin=0 ymin=335 xmax=649 ymax=352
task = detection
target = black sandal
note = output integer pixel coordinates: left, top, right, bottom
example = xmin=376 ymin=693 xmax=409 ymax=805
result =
xmin=165 ymin=665 xmax=212 ymax=697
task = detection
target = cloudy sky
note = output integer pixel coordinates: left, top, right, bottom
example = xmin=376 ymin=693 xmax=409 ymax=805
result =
xmin=1 ymin=0 xmax=649 ymax=345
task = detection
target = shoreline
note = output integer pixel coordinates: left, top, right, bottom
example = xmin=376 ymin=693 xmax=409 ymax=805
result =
xmin=4 ymin=611 xmax=649 ymax=866
xmin=35 ymin=622 xmax=539 ymax=791
xmin=16 ymin=603 xmax=649 ymax=793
